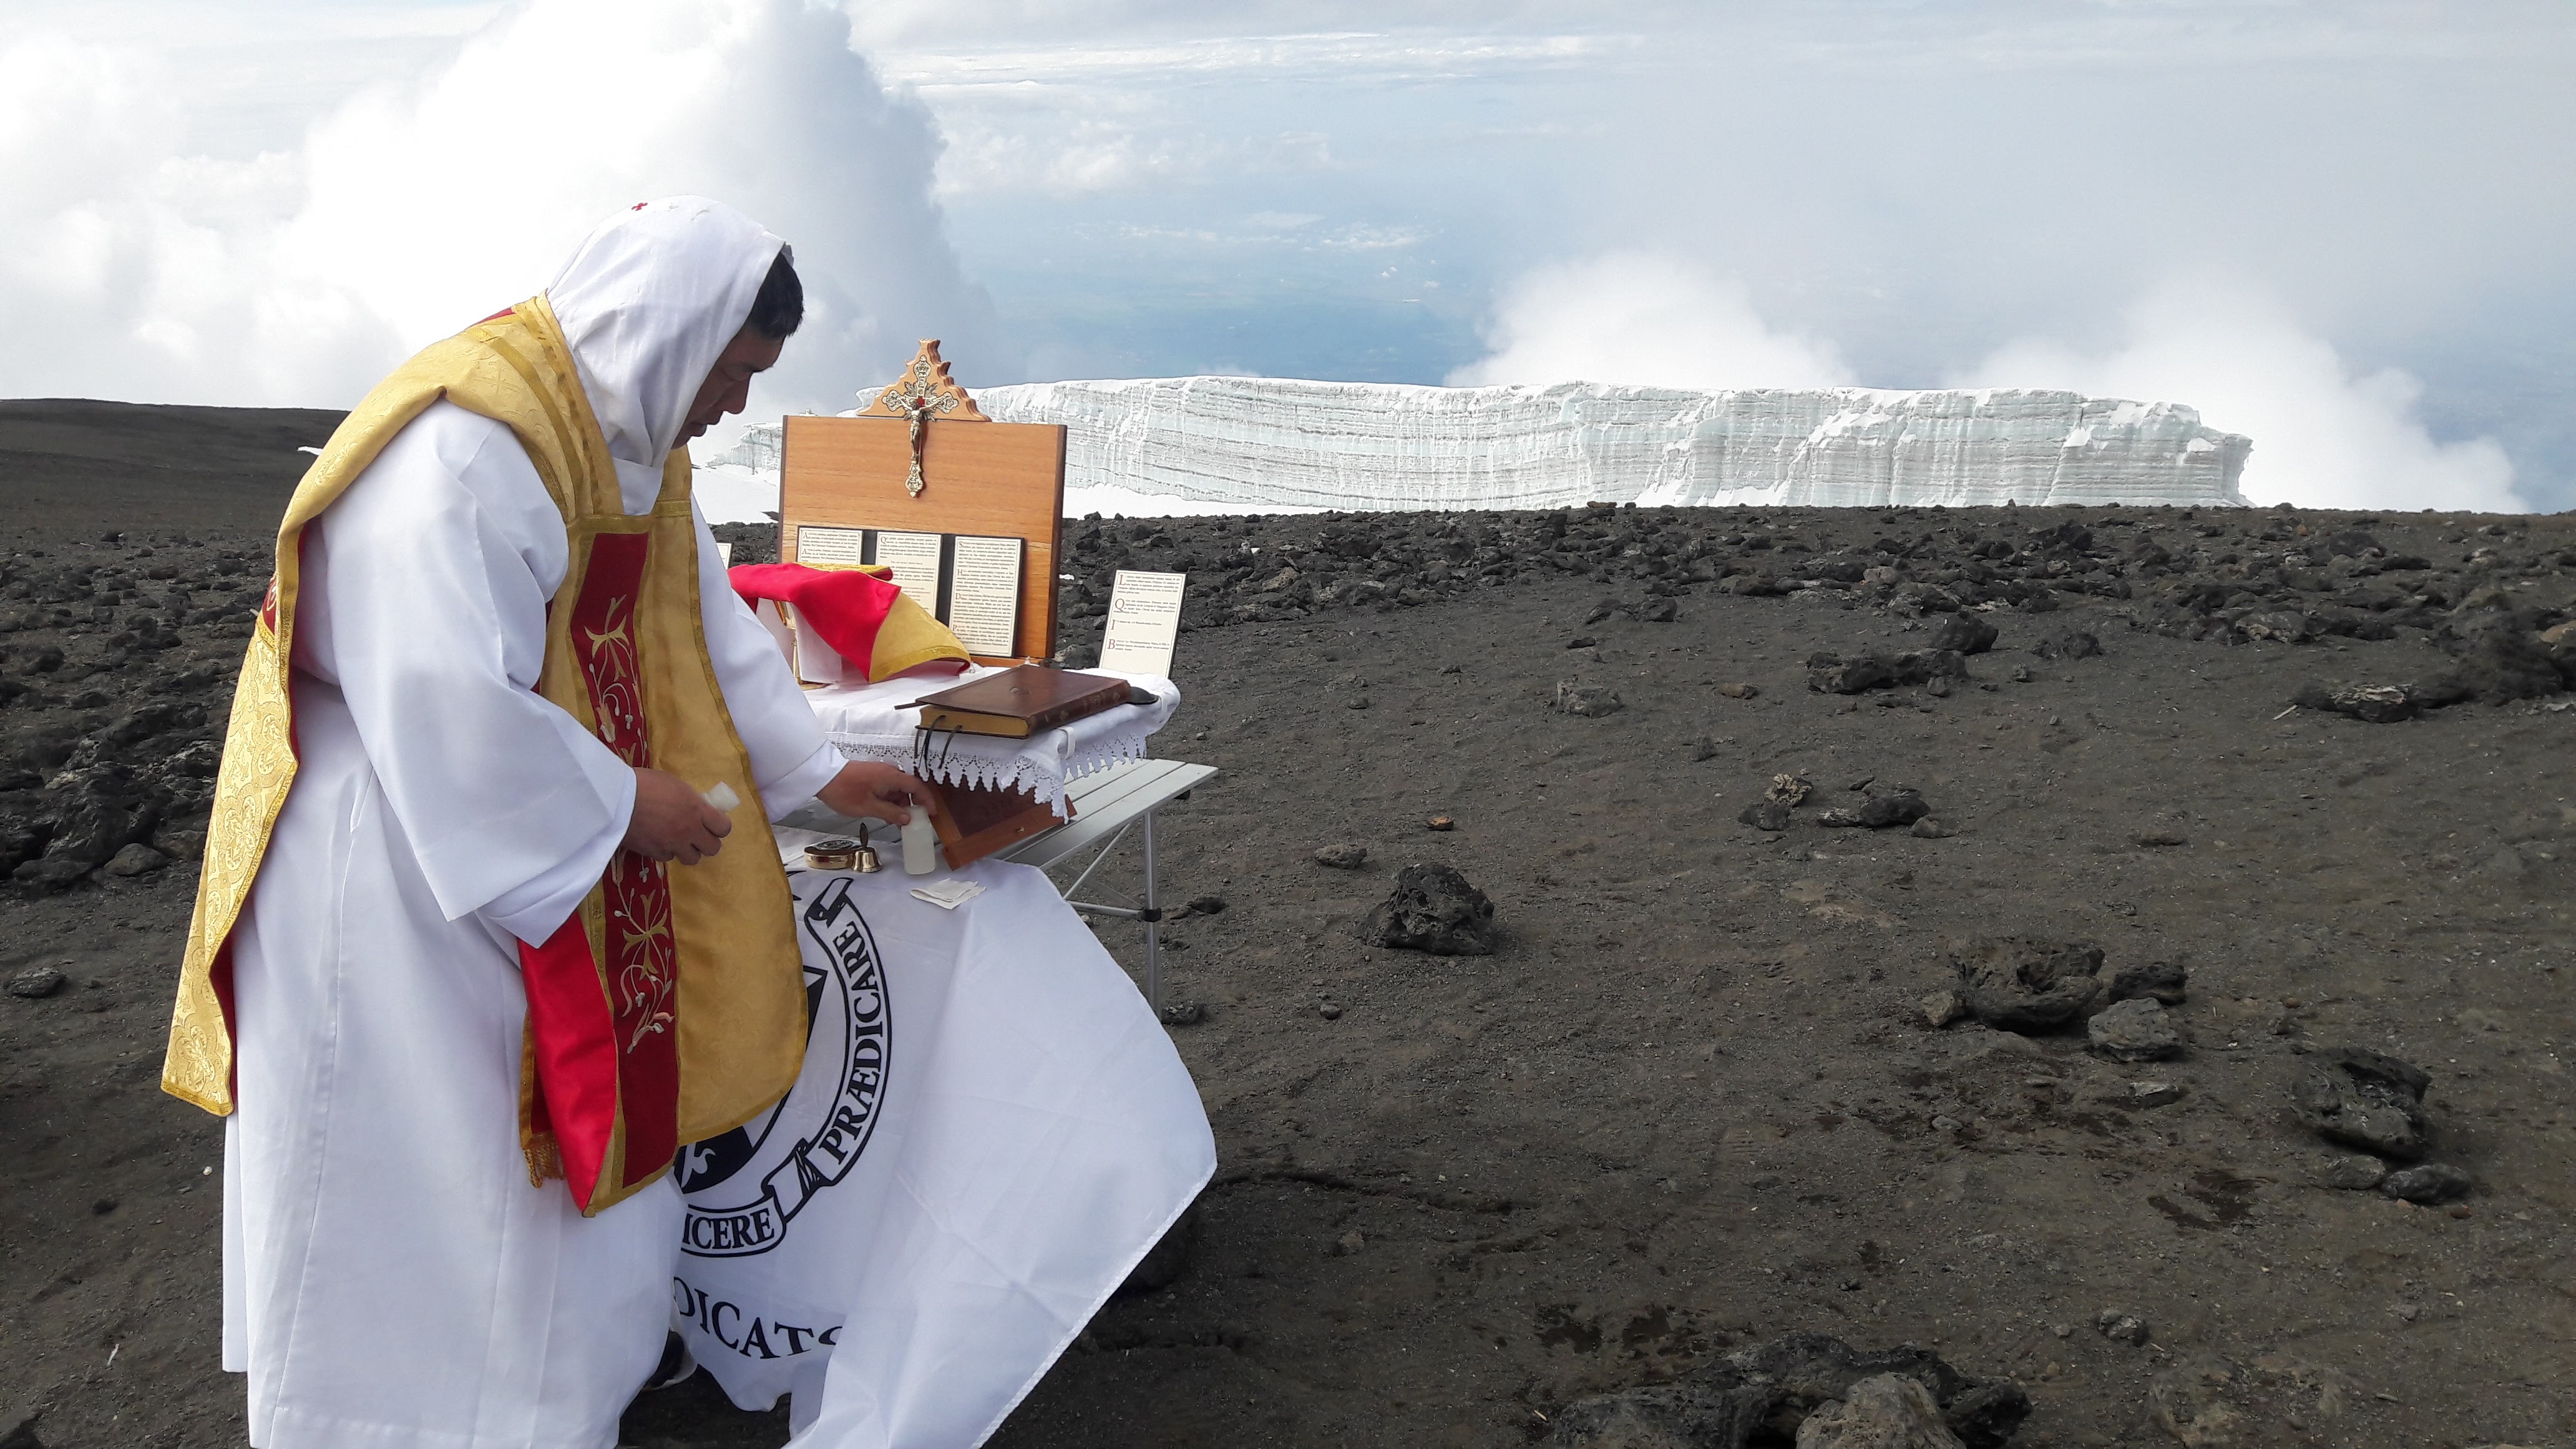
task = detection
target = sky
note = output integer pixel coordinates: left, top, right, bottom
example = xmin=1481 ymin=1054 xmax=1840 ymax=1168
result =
xmin=1 ymin=0 xmax=2569 ymax=511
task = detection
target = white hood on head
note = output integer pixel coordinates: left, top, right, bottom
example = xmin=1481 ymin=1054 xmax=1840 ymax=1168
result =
xmin=547 ymin=196 xmax=785 ymax=510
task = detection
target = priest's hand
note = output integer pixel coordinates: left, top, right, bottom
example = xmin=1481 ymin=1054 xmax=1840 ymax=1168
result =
xmin=816 ymin=761 xmax=934 ymax=826
xmin=624 ymin=767 xmax=734 ymax=865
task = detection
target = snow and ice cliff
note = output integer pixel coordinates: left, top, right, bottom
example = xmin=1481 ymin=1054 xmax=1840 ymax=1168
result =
xmin=720 ymin=377 xmax=2250 ymax=513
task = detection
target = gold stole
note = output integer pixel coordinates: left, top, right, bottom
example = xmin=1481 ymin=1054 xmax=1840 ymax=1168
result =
xmin=162 ymin=298 xmax=807 ymax=1214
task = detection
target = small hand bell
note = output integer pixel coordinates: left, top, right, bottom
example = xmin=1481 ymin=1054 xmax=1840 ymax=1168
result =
xmin=853 ymin=824 xmax=883 ymax=874
xmin=803 ymin=837 xmax=860 ymax=872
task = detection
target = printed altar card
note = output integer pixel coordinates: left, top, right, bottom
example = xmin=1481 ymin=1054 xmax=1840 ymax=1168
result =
xmin=1096 ymin=570 xmax=1186 ymax=677
xmin=947 ymin=535 xmax=1024 ymax=656
xmin=796 ymin=524 xmax=868 ymax=567
xmin=871 ymin=530 xmax=944 ymax=607
xmin=788 ymin=525 xmax=1025 ymax=664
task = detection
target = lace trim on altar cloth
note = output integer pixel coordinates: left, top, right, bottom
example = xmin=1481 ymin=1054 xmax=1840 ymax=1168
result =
xmin=824 ymin=727 xmax=1154 ymax=816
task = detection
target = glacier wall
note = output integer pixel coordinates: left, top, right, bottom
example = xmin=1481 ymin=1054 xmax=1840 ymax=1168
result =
xmin=721 ymin=377 xmax=2251 ymax=513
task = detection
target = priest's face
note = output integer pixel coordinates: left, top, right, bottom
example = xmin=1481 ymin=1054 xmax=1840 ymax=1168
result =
xmin=681 ymin=326 xmax=786 ymax=444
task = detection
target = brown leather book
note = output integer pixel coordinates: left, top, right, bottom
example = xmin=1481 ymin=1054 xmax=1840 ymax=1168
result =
xmin=907 ymin=666 xmax=1134 ymax=739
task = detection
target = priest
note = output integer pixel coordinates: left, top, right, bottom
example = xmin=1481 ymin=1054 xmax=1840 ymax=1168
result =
xmin=161 ymin=198 xmax=929 ymax=1448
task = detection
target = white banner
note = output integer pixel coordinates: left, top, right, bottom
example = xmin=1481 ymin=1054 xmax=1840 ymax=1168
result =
xmin=672 ymin=861 xmax=1215 ymax=1445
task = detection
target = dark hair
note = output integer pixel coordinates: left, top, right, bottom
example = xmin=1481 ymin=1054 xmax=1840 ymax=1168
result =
xmin=745 ymin=248 xmax=804 ymax=339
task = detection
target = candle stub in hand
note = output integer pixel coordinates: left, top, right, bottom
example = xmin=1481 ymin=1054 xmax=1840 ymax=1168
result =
xmin=701 ymin=783 xmax=741 ymax=813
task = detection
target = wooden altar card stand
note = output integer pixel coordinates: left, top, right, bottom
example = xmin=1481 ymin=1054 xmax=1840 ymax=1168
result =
xmin=778 ymin=340 xmax=1066 ymax=668
xmin=781 ymin=341 xmax=1070 ymax=868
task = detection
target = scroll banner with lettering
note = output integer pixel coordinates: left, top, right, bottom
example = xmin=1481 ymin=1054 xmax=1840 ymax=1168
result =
xmin=673 ymin=862 xmax=1215 ymax=1443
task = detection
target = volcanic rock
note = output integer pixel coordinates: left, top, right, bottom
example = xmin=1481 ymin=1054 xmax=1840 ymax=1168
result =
xmin=2125 ymin=1081 xmax=2185 ymax=1109
xmin=1951 ymin=937 xmax=2104 ymax=1032
xmin=1926 ymin=615 xmax=1998 ymax=655
xmin=2240 ymin=609 xmax=2320 ymax=644
xmin=2445 ymin=628 xmax=2566 ymax=703
xmin=1807 ymin=650 xmax=1967 ymax=695
xmin=1556 ymin=681 xmax=1624 ymax=717
xmin=1888 ymin=582 xmax=1963 ymax=617
xmin=1314 ymin=843 xmax=1368 ymax=869
xmin=2147 ymin=1361 xmax=2246 ymax=1448
xmin=2101 ymin=957 xmax=2188 ymax=1005
xmin=1548 ymin=1332 xmax=2027 ymax=1449
xmin=2031 ymin=628 xmax=2101 ymax=660
xmin=2379 ymin=1163 xmax=2472 ymax=1205
xmin=19 ymin=763 xmax=164 ymax=889
xmin=7 ymin=966 xmax=67 ymax=999
xmin=1357 ymin=862 xmax=1497 ymax=955
xmin=2317 ymin=1155 xmax=2388 ymax=1191
xmin=105 ymin=842 xmax=167 ymax=877
xmin=2087 ymin=998 xmax=2183 ymax=1061
xmin=1810 ymin=655 xmax=1893 ymax=693
xmin=2094 ymin=1309 xmax=2151 ymax=1346
xmin=1820 ymin=791 xmax=1931 ymax=829
xmin=0 ymin=812 xmax=52 ymax=877
xmin=2292 ymin=682 xmax=2416 ymax=723
xmin=1793 ymin=1374 xmax=1966 ymax=1448
xmin=1858 ymin=790 xmax=1930 ymax=829
xmin=1739 ymin=801 xmax=1793 ymax=832
xmin=2293 ymin=1047 xmax=2431 ymax=1160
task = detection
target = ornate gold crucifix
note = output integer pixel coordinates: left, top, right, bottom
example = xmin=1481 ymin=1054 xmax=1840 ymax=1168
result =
xmin=858 ymin=339 xmax=988 ymax=497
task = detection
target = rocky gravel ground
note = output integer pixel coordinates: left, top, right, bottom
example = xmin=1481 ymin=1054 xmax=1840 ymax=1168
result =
xmin=7 ymin=401 xmax=2575 ymax=1448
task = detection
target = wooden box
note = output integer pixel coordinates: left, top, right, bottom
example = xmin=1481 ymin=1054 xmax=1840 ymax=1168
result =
xmin=921 ymin=778 xmax=1071 ymax=871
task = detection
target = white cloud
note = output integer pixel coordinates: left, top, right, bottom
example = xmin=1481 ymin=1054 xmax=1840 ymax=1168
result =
xmin=869 ymin=27 xmax=1593 ymax=199
xmin=862 ymin=27 xmax=1611 ymax=86
xmin=0 ymin=0 xmax=994 ymax=421
xmin=0 ymin=35 xmax=393 ymax=406
xmin=1956 ymin=279 xmax=2524 ymax=513
xmin=1448 ymin=252 xmax=1854 ymax=391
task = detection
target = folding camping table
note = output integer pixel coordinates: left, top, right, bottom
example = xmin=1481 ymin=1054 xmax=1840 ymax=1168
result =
xmin=779 ymin=756 xmax=1217 ymax=1012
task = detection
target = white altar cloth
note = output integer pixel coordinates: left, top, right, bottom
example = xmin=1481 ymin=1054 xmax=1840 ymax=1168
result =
xmin=672 ymin=860 xmax=1214 ymax=1446
xmin=804 ymin=667 xmax=1178 ymax=815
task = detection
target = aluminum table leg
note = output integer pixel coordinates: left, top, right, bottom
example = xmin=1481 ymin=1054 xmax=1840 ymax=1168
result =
xmin=1140 ymin=806 xmax=1160 ymax=1012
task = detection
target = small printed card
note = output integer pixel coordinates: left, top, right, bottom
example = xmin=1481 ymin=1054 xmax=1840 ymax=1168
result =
xmin=1096 ymin=570 xmax=1186 ymax=677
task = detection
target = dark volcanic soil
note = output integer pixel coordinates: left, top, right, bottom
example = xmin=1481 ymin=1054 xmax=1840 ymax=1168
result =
xmin=7 ymin=402 xmax=2576 ymax=1449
